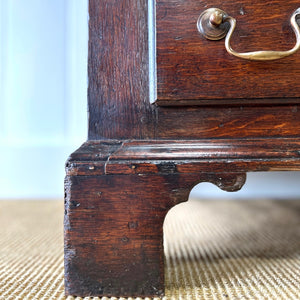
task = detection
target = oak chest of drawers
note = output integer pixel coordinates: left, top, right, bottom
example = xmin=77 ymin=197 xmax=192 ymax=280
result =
xmin=64 ymin=0 xmax=300 ymax=297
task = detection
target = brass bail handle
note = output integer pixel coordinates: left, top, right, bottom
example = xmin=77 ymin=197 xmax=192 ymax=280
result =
xmin=197 ymin=7 xmax=300 ymax=61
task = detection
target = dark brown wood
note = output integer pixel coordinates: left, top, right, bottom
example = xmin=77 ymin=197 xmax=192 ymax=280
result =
xmin=65 ymin=173 xmax=245 ymax=297
xmin=87 ymin=0 xmax=300 ymax=141
xmin=65 ymin=142 xmax=248 ymax=297
xmin=156 ymin=0 xmax=300 ymax=105
xmin=64 ymin=139 xmax=300 ymax=296
xmin=65 ymin=0 xmax=300 ymax=297
xmin=66 ymin=139 xmax=300 ymax=177
xmin=155 ymin=105 xmax=300 ymax=139
xmin=88 ymin=0 xmax=155 ymax=140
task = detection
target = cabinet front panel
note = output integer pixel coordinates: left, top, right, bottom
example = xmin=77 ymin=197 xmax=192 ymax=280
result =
xmin=155 ymin=0 xmax=300 ymax=105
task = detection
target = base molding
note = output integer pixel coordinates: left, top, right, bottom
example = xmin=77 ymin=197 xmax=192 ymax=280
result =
xmin=64 ymin=138 xmax=300 ymax=297
xmin=66 ymin=138 xmax=300 ymax=176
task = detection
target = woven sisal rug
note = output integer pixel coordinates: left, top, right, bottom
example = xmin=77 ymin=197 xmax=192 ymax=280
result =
xmin=0 ymin=199 xmax=299 ymax=299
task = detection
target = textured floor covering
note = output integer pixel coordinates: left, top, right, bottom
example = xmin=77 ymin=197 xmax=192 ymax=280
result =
xmin=0 ymin=199 xmax=300 ymax=299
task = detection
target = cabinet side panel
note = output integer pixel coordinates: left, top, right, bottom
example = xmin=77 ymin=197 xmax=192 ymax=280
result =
xmin=88 ymin=0 xmax=155 ymax=140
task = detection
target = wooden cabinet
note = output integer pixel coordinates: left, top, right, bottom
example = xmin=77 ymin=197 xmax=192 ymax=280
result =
xmin=64 ymin=0 xmax=300 ymax=297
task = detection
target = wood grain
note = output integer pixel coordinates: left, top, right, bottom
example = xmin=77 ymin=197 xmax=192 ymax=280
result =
xmin=88 ymin=0 xmax=155 ymax=140
xmin=65 ymin=0 xmax=300 ymax=297
xmin=155 ymin=105 xmax=300 ymax=139
xmin=88 ymin=0 xmax=300 ymax=140
xmin=156 ymin=0 xmax=300 ymax=104
xmin=66 ymin=139 xmax=300 ymax=177
xmin=65 ymin=168 xmax=246 ymax=297
xmin=64 ymin=137 xmax=300 ymax=296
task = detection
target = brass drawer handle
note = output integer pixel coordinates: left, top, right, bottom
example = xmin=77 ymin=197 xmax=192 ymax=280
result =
xmin=197 ymin=7 xmax=300 ymax=61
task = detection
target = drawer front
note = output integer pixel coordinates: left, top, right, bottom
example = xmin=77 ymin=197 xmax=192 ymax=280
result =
xmin=153 ymin=0 xmax=300 ymax=105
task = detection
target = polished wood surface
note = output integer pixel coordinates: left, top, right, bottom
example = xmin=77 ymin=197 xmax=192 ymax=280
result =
xmin=88 ymin=0 xmax=300 ymax=140
xmin=156 ymin=0 xmax=300 ymax=105
xmin=65 ymin=0 xmax=300 ymax=297
xmin=66 ymin=138 xmax=300 ymax=176
xmin=88 ymin=0 xmax=155 ymax=140
xmin=156 ymin=105 xmax=300 ymax=139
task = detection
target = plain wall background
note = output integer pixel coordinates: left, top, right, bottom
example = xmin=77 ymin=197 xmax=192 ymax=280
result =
xmin=0 ymin=0 xmax=87 ymax=198
xmin=0 ymin=0 xmax=299 ymax=199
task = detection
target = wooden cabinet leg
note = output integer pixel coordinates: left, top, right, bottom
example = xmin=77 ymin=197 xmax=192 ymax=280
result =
xmin=64 ymin=138 xmax=300 ymax=298
xmin=64 ymin=169 xmax=245 ymax=297
xmin=64 ymin=174 xmax=193 ymax=297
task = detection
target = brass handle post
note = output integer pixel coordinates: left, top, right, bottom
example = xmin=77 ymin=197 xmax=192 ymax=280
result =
xmin=197 ymin=7 xmax=300 ymax=61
